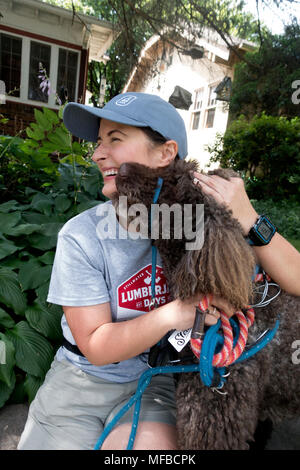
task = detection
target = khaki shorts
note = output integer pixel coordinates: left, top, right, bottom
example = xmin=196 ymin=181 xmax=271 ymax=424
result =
xmin=18 ymin=358 xmax=176 ymax=450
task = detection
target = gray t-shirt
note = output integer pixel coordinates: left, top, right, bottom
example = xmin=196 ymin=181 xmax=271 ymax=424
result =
xmin=47 ymin=201 xmax=171 ymax=383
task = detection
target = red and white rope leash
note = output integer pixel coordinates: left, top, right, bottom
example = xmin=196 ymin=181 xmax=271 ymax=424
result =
xmin=190 ymin=295 xmax=255 ymax=367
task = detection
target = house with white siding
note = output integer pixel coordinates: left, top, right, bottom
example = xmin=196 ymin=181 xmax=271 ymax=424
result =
xmin=0 ymin=0 xmax=115 ymax=135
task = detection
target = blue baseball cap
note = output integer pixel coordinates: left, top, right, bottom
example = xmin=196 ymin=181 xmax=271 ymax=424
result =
xmin=63 ymin=92 xmax=188 ymax=159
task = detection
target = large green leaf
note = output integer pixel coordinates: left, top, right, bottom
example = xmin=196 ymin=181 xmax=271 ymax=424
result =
xmin=27 ymin=233 xmax=59 ymax=251
xmin=59 ymin=154 xmax=87 ymax=166
xmin=35 ymin=282 xmax=50 ymax=301
xmin=54 ymin=194 xmax=72 ymax=213
xmin=30 ymin=149 xmax=56 ymax=170
xmin=1 ymin=252 xmax=34 ymax=270
xmin=47 ymin=126 xmax=71 ymax=148
xmin=4 ymin=223 xmax=41 ymax=237
xmin=37 ymin=251 xmax=55 ymax=265
xmin=34 ymin=108 xmax=53 ymax=132
xmin=43 ymin=107 xmax=59 ymax=125
xmin=25 ymin=301 xmax=63 ymax=342
xmin=0 ymin=212 xmax=22 ymax=234
xmin=26 ymin=222 xmax=63 ymax=251
xmin=82 ymin=172 xmax=102 ymax=198
xmin=0 ymin=201 xmax=19 ymax=213
xmin=38 ymin=222 xmax=64 ymax=236
xmin=30 ymin=193 xmax=54 ymax=216
xmin=18 ymin=260 xmax=52 ymax=291
xmin=0 ymin=307 xmax=15 ymax=329
xmin=5 ymin=321 xmax=53 ymax=377
xmin=0 ymin=237 xmax=20 ymax=260
xmin=0 ymin=333 xmax=16 ymax=388
xmin=22 ymin=212 xmax=58 ymax=225
xmin=0 ymin=373 xmax=15 ymax=408
xmin=26 ymin=125 xmax=45 ymax=141
xmin=0 ymin=269 xmax=27 ymax=315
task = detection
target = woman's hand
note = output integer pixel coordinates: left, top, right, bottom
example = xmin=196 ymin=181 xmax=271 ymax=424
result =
xmin=193 ymin=172 xmax=300 ymax=296
xmin=171 ymin=294 xmax=236 ymax=331
xmin=193 ymin=172 xmax=258 ymax=236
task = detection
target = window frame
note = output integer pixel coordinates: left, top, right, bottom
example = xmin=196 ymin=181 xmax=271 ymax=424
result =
xmin=190 ymin=87 xmax=204 ymax=131
xmin=204 ymin=83 xmax=218 ymax=129
xmin=0 ymin=32 xmax=22 ymax=98
xmin=0 ymin=31 xmax=80 ymax=108
xmin=56 ymin=47 xmax=79 ymax=105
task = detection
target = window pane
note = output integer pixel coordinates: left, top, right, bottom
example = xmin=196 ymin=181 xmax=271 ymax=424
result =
xmin=194 ymin=88 xmax=203 ymax=110
xmin=56 ymin=48 xmax=78 ymax=104
xmin=0 ymin=33 xmax=22 ymax=97
xmin=192 ymin=111 xmax=200 ymax=130
xmin=208 ymin=86 xmax=217 ymax=107
xmin=28 ymin=41 xmax=51 ymax=102
xmin=206 ymin=108 xmax=215 ymax=128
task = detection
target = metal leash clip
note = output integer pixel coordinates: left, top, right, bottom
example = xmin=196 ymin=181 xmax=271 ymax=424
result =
xmin=211 ymin=382 xmax=228 ymax=395
xmin=191 ymin=306 xmax=207 ymax=339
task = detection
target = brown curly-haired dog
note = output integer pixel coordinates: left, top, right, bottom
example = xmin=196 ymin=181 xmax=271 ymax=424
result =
xmin=112 ymin=158 xmax=300 ymax=450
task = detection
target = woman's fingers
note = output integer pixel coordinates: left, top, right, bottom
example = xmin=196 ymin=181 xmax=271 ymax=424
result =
xmin=193 ymin=174 xmax=225 ymax=205
xmin=193 ymin=171 xmax=258 ymax=235
xmin=204 ymin=306 xmax=221 ymax=325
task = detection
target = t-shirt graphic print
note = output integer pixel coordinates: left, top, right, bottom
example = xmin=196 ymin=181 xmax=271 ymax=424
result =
xmin=118 ymin=264 xmax=171 ymax=318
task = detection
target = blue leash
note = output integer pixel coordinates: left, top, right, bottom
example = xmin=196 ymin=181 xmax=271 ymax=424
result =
xmin=199 ymin=315 xmax=280 ymax=388
xmin=93 ymin=363 xmax=199 ymax=451
xmin=149 ymin=176 xmax=164 ymax=309
xmin=93 ymin=314 xmax=279 ymax=450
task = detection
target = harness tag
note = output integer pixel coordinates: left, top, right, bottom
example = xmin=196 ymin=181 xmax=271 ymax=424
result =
xmin=168 ymin=328 xmax=192 ymax=352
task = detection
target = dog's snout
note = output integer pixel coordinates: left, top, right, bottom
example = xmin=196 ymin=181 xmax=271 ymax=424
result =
xmin=118 ymin=163 xmax=130 ymax=177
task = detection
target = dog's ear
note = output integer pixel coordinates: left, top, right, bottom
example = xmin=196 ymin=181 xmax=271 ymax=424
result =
xmin=172 ymin=213 xmax=256 ymax=309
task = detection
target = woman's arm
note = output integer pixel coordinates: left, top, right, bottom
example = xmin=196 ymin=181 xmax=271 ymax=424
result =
xmin=63 ymin=295 xmax=232 ymax=366
xmin=194 ymin=172 xmax=300 ymax=296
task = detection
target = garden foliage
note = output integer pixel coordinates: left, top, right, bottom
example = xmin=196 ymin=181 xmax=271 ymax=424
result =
xmin=229 ymin=23 xmax=300 ymax=120
xmin=0 ymin=107 xmax=105 ymax=408
xmin=208 ymin=113 xmax=300 ymax=202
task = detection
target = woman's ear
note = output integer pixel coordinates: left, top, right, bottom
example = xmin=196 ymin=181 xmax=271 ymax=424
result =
xmin=157 ymin=140 xmax=178 ymax=167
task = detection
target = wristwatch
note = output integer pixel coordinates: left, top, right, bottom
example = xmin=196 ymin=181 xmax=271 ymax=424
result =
xmin=247 ymin=215 xmax=276 ymax=246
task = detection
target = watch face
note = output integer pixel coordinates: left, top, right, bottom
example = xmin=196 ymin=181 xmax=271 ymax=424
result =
xmin=257 ymin=221 xmax=273 ymax=240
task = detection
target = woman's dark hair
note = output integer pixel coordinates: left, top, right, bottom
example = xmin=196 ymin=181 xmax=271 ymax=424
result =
xmin=141 ymin=126 xmax=180 ymax=160
xmin=140 ymin=126 xmax=167 ymax=145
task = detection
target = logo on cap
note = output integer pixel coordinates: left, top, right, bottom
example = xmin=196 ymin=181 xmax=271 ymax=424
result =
xmin=115 ymin=96 xmax=137 ymax=107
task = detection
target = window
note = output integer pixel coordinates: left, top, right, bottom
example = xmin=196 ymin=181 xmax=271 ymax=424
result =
xmin=194 ymin=88 xmax=204 ymax=110
xmin=56 ymin=48 xmax=78 ymax=104
xmin=0 ymin=32 xmax=79 ymax=107
xmin=205 ymin=108 xmax=215 ymax=128
xmin=28 ymin=41 xmax=51 ymax=102
xmin=191 ymin=88 xmax=204 ymax=130
xmin=192 ymin=111 xmax=200 ymax=130
xmin=205 ymin=84 xmax=217 ymax=128
xmin=207 ymin=85 xmax=217 ymax=107
xmin=0 ymin=33 xmax=22 ymax=97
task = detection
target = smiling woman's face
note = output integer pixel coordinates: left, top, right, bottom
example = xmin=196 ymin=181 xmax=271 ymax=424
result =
xmin=92 ymin=119 xmax=163 ymax=199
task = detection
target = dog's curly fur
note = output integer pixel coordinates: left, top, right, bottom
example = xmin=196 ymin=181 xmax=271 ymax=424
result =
xmin=113 ymin=158 xmax=300 ymax=450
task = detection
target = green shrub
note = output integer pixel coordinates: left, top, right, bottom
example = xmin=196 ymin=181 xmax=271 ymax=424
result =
xmin=0 ymin=103 xmax=108 ymax=408
xmin=0 ymin=162 xmax=105 ymax=408
xmin=229 ymin=23 xmax=300 ymax=120
xmin=0 ymin=106 xmax=96 ymax=203
xmin=208 ymin=113 xmax=300 ymax=201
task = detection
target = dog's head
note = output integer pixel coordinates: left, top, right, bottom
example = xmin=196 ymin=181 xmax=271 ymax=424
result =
xmin=112 ymin=160 xmax=256 ymax=309
xmin=113 ymin=159 xmax=199 ymax=207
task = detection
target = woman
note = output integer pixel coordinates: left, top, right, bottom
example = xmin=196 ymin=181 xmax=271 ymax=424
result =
xmin=18 ymin=92 xmax=300 ymax=450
